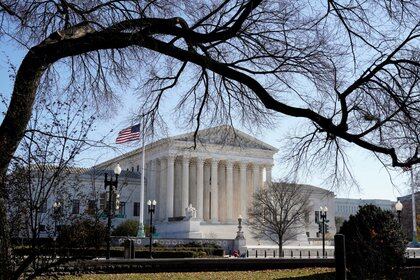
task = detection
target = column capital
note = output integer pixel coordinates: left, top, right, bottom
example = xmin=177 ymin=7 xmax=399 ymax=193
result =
xmin=252 ymin=163 xmax=260 ymax=170
xmin=166 ymin=154 xmax=176 ymax=162
xmin=211 ymin=158 xmax=219 ymax=166
xmin=239 ymin=161 xmax=249 ymax=168
xmin=196 ymin=157 xmax=205 ymax=165
xmin=226 ymin=160 xmax=234 ymax=169
xmin=182 ymin=156 xmax=190 ymax=165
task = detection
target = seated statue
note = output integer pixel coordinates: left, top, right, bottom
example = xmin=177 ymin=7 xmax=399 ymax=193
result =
xmin=185 ymin=204 xmax=197 ymax=220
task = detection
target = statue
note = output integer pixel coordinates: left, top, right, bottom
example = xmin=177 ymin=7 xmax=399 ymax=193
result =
xmin=185 ymin=204 xmax=197 ymax=220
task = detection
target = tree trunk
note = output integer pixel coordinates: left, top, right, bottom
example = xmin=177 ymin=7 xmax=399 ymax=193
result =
xmin=0 ymin=177 xmax=11 ymax=280
xmin=278 ymin=242 xmax=283 ymax=258
xmin=0 ymin=49 xmax=50 ymax=279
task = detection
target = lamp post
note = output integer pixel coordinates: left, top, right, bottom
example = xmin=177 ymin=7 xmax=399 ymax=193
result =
xmin=52 ymin=201 xmax=61 ymax=259
xmin=147 ymin=199 xmax=157 ymax=259
xmin=104 ymin=163 xmax=121 ymax=260
xmin=319 ymin=206 xmax=328 ymax=258
xmin=236 ymin=215 xmax=244 ymax=239
xmin=395 ymin=200 xmax=403 ymax=224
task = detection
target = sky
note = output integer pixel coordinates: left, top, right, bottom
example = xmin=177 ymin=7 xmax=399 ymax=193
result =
xmin=0 ymin=37 xmax=413 ymax=202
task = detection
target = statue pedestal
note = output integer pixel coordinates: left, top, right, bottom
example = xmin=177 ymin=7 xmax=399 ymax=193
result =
xmin=234 ymin=236 xmax=247 ymax=256
xmin=156 ymin=219 xmax=203 ymax=238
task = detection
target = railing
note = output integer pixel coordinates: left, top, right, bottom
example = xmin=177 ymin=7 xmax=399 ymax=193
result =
xmin=406 ymin=248 xmax=420 ymax=258
xmin=241 ymin=247 xmax=420 ymax=259
xmin=243 ymin=248 xmax=334 ymax=259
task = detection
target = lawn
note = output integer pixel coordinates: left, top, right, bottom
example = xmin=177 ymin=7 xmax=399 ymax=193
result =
xmin=58 ymin=268 xmax=335 ymax=280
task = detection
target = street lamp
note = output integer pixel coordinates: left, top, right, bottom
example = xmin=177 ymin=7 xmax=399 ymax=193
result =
xmin=235 ymin=214 xmax=245 ymax=239
xmin=395 ymin=200 xmax=403 ymax=224
xmin=104 ymin=163 xmax=121 ymax=260
xmin=52 ymin=201 xmax=61 ymax=258
xmin=147 ymin=199 xmax=157 ymax=259
xmin=319 ymin=206 xmax=329 ymax=258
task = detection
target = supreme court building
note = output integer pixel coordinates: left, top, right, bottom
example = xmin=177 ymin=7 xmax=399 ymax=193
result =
xmin=26 ymin=125 xmax=336 ymax=245
xmin=97 ymin=125 xmax=275 ymax=235
xmin=94 ymin=125 xmax=335 ymax=242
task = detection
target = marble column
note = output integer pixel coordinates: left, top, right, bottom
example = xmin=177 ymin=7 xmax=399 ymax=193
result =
xmin=239 ymin=162 xmax=248 ymax=220
xmin=159 ymin=158 xmax=166 ymax=220
xmin=266 ymin=164 xmax=272 ymax=184
xmin=166 ymin=155 xmax=175 ymax=219
xmin=196 ymin=157 xmax=204 ymax=220
xmin=210 ymin=158 xmax=219 ymax=223
xmin=253 ymin=164 xmax=260 ymax=192
xmin=149 ymin=160 xmax=157 ymax=201
xmin=181 ymin=156 xmax=190 ymax=216
xmin=226 ymin=161 xmax=234 ymax=223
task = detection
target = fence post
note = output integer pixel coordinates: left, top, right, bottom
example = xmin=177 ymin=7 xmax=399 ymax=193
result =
xmin=335 ymin=234 xmax=347 ymax=280
xmin=246 ymin=250 xmax=249 ymax=258
xmin=264 ymin=250 xmax=267 ymax=258
xmin=273 ymin=250 xmax=276 ymax=258
xmin=308 ymin=251 xmax=311 ymax=259
xmin=300 ymin=251 xmax=302 ymax=258
xmin=256 ymin=250 xmax=258 ymax=258
xmin=291 ymin=250 xmax=293 ymax=258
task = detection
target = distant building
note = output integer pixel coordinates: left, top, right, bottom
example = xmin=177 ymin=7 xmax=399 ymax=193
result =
xmin=397 ymin=192 xmax=420 ymax=240
xmin=335 ymin=198 xmax=395 ymax=220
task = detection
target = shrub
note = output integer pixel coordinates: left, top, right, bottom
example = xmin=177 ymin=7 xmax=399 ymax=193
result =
xmin=58 ymin=218 xmax=106 ymax=250
xmin=112 ymin=220 xmax=139 ymax=237
xmin=339 ymin=204 xmax=406 ymax=279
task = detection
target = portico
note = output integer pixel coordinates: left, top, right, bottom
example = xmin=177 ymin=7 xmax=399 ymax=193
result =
xmin=97 ymin=125 xmax=277 ymax=225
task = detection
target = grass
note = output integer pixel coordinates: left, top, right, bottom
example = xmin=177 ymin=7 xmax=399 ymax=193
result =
xmin=57 ymin=268 xmax=335 ymax=280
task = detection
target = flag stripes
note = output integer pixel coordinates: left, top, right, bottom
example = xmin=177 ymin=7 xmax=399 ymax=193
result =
xmin=116 ymin=124 xmax=141 ymax=144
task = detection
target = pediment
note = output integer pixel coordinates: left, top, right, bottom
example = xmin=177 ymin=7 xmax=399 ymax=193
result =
xmin=172 ymin=125 xmax=278 ymax=152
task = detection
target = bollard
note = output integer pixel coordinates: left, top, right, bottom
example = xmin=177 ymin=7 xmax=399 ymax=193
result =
xmin=291 ymin=250 xmax=293 ymax=258
xmin=256 ymin=250 xmax=258 ymax=258
xmin=334 ymin=234 xmax=347 ymax=280
xmin=300 ymin=251 xmax=302 ymax=258
xmin=274 ymin=250 xmax=276 ymax=258
xmin=308 ymin=251 xmax=311 ymax=259
xmin=247 ymin=250 xmax=249 ymax=258
xmin=130 ymin=240 xmax=135 ymax=259
xmin=264 ymin=250 xmax=267 ymax=258
xmin=317 ymin=251 xmax=319 ymax=258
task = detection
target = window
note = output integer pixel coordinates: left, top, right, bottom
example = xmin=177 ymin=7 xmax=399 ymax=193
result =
xmin=304 ymin=212 xmax=310 ymax=224
xmin=39 ymin=201 xmax=47 ymax=213
xmin=136 ymin=165 xmax=139 ymax=172
xmin=72 ymin=199 xmax=80 ymax=214
xmin=87 ymin=200 xmax=96 ymax=214
xmin=314 ymin=211 xmax=319 ymax=223
xmin=39 ymin=224 xmax=46 ymax=232
xmin=119 ymin=202 xmax=126 ymax=216
xmin=306 ymin=232 xmax=310 ymax=238
xmin=99 ymin=193 xmax=107 ymax=210
xmin=131 ymin=166 xmax=134 ymax=172
xmin=133 ymin=202 xmax=140 ymax=216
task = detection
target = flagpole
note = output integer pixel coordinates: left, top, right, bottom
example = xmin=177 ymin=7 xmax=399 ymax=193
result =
xmin=137 ymin=119 xmax=146 ymax=238
xmin=411 ymin=168 xmax=418 ymax=245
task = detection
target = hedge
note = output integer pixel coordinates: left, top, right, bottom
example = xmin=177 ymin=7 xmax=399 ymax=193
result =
xmin=13 ymin=247 xmax=224 ymax=258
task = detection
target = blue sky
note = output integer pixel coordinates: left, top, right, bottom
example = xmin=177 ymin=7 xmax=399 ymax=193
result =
xmin=0 ymin=38 xmax=411 ymax=202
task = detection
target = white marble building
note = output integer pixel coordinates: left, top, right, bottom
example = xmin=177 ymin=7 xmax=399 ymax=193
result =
xmin=97 ymin=125 xmax=277 ymax=226
xmin=24 ymin=125 xmax=336 ymax=245
xmin=335 ymin=198 xmax=395 ymax=220
xmin=94 ymin=125 xmax=336 ymax=243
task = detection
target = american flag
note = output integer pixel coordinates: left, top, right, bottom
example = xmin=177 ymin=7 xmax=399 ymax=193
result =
xmin=115 ymin=124 xmax=141 ymax=144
